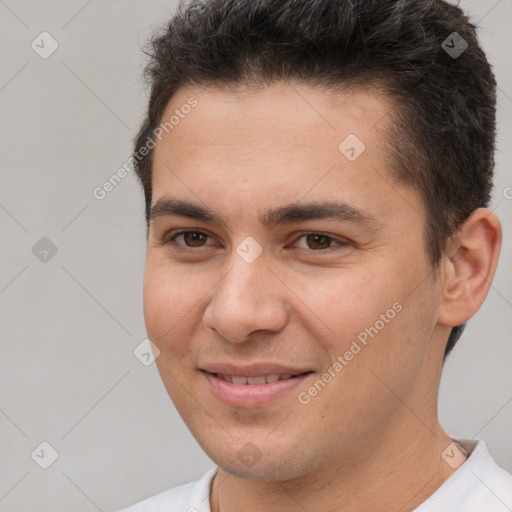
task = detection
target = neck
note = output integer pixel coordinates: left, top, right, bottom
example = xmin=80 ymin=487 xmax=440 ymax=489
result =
xmin=210 ymin=418 xmax=459 ymax=512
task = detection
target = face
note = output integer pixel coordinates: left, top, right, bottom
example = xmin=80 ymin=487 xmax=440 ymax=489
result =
xmin=144 ymin=82 xmax=446 ymax=480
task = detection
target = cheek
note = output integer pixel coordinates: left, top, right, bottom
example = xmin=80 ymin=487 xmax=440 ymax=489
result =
xmin=142 ymin=259 xmax=203 ymax=353
xmin=302 ymin=261 xmax=434 ymax=391
xmin=294 ymin=265 xmax=401 ymax=353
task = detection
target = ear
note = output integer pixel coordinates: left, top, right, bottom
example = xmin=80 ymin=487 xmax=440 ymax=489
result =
xmin=437 ymin=208 xmax=502 ymax=327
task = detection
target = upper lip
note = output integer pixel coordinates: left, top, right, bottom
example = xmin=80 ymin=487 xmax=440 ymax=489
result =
xmin=200 ymin=363 xmax=312 ymax=377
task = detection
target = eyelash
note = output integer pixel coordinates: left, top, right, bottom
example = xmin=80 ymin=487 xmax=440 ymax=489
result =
xmin=162 ymin=230 xmax=349 ymax=254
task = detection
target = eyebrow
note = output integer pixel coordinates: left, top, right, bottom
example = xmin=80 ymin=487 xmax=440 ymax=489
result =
xmin=149 ymin=198 xmax=379 ymax=230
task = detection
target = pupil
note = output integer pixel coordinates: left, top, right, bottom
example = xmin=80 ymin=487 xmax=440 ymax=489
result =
xmin=307 ymin=234 xmax=329 ymax=250
xmin=185 ymin=232 xmax=205 ymax=246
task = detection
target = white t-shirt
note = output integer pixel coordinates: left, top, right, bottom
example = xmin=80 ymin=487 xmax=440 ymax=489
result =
xmin=118 ymin=439 xmax=512 ymax=512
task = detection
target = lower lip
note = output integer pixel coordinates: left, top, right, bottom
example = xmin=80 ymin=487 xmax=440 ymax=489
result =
xmin=203 ymin=371 xmax=311 ymax=408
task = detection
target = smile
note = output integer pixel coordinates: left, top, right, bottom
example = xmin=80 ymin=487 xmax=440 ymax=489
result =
xmin=202 ymin=370 xmax=313 ymax=408
xmin=214 ymin=373 xmax=302 ymax=384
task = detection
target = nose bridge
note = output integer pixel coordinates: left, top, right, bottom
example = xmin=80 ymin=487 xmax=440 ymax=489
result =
xmin=203 ymin=250 xmax=288 ymax=342
xmin=224 ymin=251 xmax=269 ymax=304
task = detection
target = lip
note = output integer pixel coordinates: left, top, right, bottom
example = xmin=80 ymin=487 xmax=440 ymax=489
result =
xmin=201 ymin=367 xmax=313 ymax=408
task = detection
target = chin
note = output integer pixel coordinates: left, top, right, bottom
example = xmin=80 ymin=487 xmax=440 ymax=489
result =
xmin=202 ymin=440 xmax=317 ymax=482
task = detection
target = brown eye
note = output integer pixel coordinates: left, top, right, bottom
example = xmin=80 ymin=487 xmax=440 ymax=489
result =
xmin=292 ymin=232 xmax=350 ymax=254
xmin=164 ymin=230 xmax=215 ymax=250
xmin=305 ymin=234 xmax=332 ymax=250
xmin=181 ymin=231 xmax=208 ymax=247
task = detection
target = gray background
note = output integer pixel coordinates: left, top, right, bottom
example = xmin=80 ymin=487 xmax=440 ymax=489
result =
xmin=0 ymin=0 xmax=510 ymax=510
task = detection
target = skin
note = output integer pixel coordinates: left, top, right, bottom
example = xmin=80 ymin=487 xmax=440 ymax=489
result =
xmin=143 ymin=82 xmax=502 ymax=512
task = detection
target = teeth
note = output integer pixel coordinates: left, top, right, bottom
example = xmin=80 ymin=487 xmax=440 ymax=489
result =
xmin=247 ymin=376 xmax=266 ymax=385
xmin=215 ymin=373 xmax=298 ymax=384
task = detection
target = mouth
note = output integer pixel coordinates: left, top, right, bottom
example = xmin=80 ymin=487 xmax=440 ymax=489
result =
xmin=200 ymin=367 xmax=314 ymax=408
xmin=212 ymin=372 xmax=309 ymax=384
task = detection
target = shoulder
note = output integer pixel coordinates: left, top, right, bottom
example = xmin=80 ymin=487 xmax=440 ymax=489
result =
xmin=415 ymin=439 xmax=512 ymax=512
xmin=117 ymin=467 xmax=217 ymax=512
xmin=458 ymin=439 xmax=512 ymax=505
xmin=468 ymin=440 xmax=512 ymax=507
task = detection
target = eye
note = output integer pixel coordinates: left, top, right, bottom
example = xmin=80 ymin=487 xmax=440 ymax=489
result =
xmin=292 ymin=232 xmax=349 ymax=253
xmin=164 ymin=230 xmax=216 ymax=250
xmin=162 ymin=230 xmax=349 ymax=254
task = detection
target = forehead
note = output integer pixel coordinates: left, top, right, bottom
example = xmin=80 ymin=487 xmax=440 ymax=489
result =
xmin=157 ymin=82 xmax=390 ymax=148
xmin=151 ymin=82 xmax=424 ymax=229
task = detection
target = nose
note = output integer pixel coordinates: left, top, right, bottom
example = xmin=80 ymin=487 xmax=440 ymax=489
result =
xmin=202 ymin=255 xmax=289 ymax=343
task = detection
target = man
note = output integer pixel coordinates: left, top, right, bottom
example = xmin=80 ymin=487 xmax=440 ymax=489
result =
xmin=119 ymin=0 xmax=512 ymax=510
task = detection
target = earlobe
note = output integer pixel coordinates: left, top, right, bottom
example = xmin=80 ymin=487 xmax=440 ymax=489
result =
xmin=437 ymin=208 xmax=502 ymax=327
